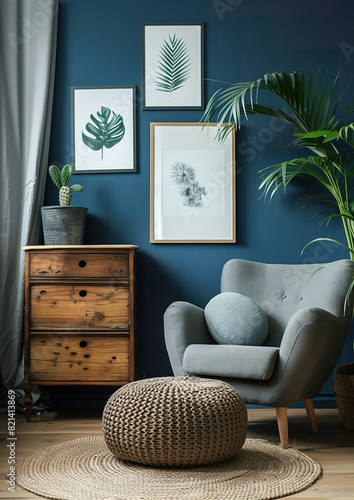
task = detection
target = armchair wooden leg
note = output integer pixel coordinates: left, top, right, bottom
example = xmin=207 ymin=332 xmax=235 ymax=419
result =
xmin=304 ymin=398 xmax=318 ymax=433
xmin=276 ymin=407 xmax=289 ymax=449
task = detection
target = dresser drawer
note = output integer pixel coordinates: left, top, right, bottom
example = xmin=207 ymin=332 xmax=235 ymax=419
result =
xmin=30 ymin=335 xmax=129 ymax=382
xmin=30 ymin=284 xmax=129 ymax=329
xmin=29 ymin=252 xmax=129 ymax=278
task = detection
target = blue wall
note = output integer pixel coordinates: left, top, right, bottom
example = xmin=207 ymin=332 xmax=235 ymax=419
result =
xmin=46 ymin=0 xmax=354 ymax=405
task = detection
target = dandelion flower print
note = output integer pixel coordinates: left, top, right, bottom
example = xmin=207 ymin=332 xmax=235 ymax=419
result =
xmin=170 ymin=161 xmax=196 ymax=187
xmin=178 ymin=182 xmax=207 ymax=206
xmin=170 ymin=161 xmax=207 ymax=207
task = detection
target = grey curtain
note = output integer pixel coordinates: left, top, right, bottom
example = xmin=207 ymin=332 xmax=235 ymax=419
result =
xmin=0 ymin=0 xmax=58 ymax=412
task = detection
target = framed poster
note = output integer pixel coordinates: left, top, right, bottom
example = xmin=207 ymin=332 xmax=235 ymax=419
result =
xmin=142 ymin=23 xmax=204 ymax=110
xmin=150 ymin=123 xmax=236 ymax=243
xmin=71 ymin=86 xmax=137 ymax=173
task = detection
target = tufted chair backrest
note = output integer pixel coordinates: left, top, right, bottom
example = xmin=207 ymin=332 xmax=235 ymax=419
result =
xmin=221 ymin=259 xmax=354 ymax=347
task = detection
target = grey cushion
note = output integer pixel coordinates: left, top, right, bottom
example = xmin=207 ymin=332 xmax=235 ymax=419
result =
xmin=183 ymin=344 xmax=279 ymax=381
xmin=204 ymin=292 xmax=268 ymax=346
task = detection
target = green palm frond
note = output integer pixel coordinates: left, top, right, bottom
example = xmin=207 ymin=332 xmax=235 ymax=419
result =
xmin=302 ymin=237 xmax=354 ymax=258
xmin=202 ymin=69 xmax=339 ymax=144
xmin=259 ymin=155 xmax=337 ymax=199
xmin=155 ymin=34 xmax=191 ymax=93
xmin=202 ymin=68 xmax=354 ymax=264
xmin=337 ymin=122 xmax=354 ymax=146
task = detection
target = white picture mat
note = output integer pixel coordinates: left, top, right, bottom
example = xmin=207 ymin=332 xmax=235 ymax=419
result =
xmin=151 ymin=124 xmax=235 ymax=242
xmin=73 ymin=87 xmax=135 ymax=172
xmin=162 ymin=149 xmax=225 ymax=216
xmin=144 ymin=25 xmax=202 ymax=108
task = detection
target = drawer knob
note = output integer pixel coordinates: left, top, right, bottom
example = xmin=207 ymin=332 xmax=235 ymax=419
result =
xmin=79 ymin=290 xmax=87 ymax=297
xmin=79 ymin=340 xmax=88 ymax=348
xmin=78 ymin=260 xmax=87 ymax=268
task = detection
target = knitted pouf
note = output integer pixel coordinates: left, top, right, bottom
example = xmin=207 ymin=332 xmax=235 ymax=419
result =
xmin=102 ymin=376 xmax=248 ymax=467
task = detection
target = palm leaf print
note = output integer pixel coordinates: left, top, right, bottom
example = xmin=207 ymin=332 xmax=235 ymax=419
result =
xmin=155 ymin=34 xmax=191 ymax=93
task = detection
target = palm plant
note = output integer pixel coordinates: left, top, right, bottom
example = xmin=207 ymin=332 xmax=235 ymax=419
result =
xmin=202 ymin=70 xmax=354 ymax=260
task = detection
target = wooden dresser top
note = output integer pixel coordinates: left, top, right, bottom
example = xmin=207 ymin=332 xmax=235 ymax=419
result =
xmin=23 ymin=245 xmax=138 ymax=251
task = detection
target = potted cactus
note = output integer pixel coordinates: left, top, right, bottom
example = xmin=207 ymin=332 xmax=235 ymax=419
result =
xmin=48 ymin=163 xmax=84 ymax=206
xmin=41 ymin=164 xmax=87 ymax=245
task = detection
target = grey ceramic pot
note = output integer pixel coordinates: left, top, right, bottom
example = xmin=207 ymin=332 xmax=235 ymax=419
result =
xmin=41 ymin=206 xmax=88 ymax=245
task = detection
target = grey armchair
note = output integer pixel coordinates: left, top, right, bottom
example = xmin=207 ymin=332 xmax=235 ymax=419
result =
xmin=164 ymin=259 xmax=354 ymax=448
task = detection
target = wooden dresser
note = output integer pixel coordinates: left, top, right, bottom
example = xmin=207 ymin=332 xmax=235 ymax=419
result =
xmin=22 ymin=245 xmax=137 ymax=421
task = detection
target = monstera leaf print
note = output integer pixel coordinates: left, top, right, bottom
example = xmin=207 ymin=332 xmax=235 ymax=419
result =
xmin=82 ymin=106 xmax=125 ymax=159
xmin=155 ymin=34 xmax=191 ymax=93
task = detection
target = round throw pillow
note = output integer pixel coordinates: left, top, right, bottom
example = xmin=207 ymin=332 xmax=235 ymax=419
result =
xmin=204 ymin=292 xmax=268 ymax=346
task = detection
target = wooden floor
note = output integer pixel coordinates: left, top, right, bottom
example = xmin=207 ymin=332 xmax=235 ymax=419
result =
xmin=1 ymin=408 xmax=353 ymax=499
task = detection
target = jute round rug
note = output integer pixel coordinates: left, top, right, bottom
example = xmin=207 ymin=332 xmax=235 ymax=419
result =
xmin=16 ymin=435 xmax=321 ymax=500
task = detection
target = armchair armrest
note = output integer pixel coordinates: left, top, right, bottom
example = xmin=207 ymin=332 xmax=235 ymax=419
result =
xmin=276 ymin=307 xmax=348 ymax=403
xmin=164 ymin=301 xmax=214 ymax=376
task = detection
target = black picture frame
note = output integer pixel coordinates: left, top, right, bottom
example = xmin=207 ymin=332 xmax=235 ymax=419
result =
xmin=142 ymin=23 xmax=204 ymax=110
xmin=71 ymin=86 xmax=137 ymax=173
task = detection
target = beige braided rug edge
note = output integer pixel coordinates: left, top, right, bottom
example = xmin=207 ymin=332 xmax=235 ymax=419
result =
xmin=16 ymin=435 xmax=322 ymax=500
